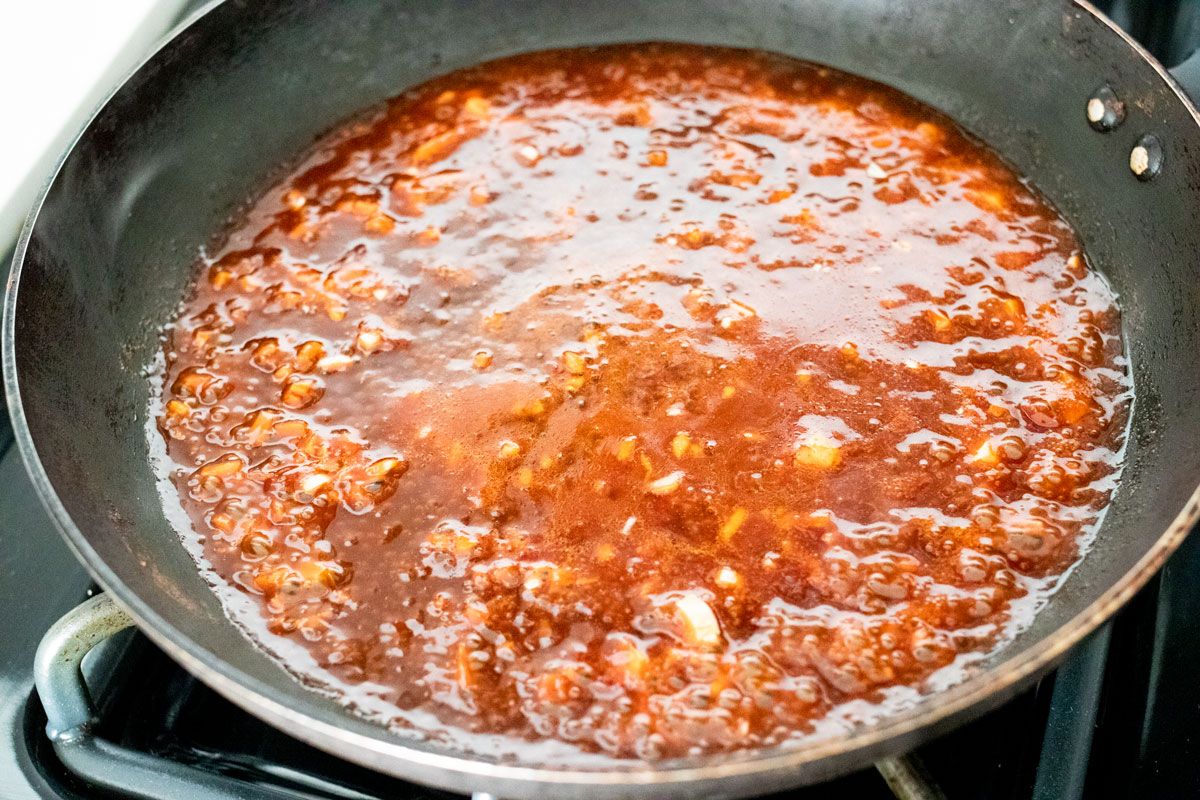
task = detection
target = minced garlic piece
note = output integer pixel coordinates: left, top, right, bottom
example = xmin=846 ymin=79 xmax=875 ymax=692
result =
xmin=674 ymin=595 xmax=722 ymax=646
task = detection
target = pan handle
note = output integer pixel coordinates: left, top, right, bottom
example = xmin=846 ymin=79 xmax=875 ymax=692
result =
xmin=1169 ymin=49 xmax=1200 ymax=104
xmin=33 ymin=593 xmax=284 ymax=800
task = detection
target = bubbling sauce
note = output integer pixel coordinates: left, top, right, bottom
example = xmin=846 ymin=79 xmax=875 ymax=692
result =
xmin=156 ymin=44 xmax=1130 ymax=759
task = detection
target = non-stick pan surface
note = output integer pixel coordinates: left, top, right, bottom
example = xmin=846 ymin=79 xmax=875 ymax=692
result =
xmin=7 ymin=1 xmax=1200 ymax=797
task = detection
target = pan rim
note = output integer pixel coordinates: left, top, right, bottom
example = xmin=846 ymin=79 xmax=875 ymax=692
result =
xmin=4 ymin=0 xmax=1199 ymax=793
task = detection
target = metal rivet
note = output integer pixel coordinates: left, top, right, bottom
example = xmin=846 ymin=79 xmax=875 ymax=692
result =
xmin=1086 ymin=85 xmax=1125 ymax=132
xmin=1130 ymin=134 xmax=1163 ymax=181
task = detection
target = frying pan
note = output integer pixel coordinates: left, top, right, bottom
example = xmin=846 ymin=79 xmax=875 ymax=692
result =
xmin=6 ymin=1 xmax=1200 ymax=797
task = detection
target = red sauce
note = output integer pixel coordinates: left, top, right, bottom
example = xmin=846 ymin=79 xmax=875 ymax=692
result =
xmin=156 ymin=44 xmax=1129 ymax=759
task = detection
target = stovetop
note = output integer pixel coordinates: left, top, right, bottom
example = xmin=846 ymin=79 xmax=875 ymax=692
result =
xmin=3 ymin=2 xmax=1200 ymax=798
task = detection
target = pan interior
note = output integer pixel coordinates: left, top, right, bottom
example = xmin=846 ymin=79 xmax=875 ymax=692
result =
xmin=8 ymin=0 xmax=1200 ymax=789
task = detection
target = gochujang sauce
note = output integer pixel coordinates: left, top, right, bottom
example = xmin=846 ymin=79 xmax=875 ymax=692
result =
xmin=156 ymin=44 xmax=1130 ymax=759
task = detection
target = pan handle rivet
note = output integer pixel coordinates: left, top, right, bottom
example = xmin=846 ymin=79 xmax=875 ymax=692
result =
xmin=1086 ymin=85 xmax=1125 ymax=131
xmin=1130 ymin=134 xmax=1163 ymax=181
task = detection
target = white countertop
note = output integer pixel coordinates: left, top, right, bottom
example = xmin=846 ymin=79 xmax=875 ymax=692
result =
xmin=0 ymin=0 xmax=187 ymax=250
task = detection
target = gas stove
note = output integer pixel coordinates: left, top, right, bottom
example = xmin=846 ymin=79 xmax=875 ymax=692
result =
xmin=3 ymin=2 xmax=1199 ymax=798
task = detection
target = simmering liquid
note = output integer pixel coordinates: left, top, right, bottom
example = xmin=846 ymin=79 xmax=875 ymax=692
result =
xmin=155 ymin=44 xmax=1130 ymax=759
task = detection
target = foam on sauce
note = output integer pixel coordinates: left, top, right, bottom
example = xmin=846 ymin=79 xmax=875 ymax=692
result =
xmin=155 ymin=44 xmax=1130 ymax=759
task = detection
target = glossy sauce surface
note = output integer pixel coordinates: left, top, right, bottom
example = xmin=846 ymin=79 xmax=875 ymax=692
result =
xmin=157 ymin=45 xmax=1129 ymax=759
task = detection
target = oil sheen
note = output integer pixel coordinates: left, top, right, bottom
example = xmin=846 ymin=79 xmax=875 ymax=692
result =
xmin=155 ymin=44 xmax=1131 ymax=760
